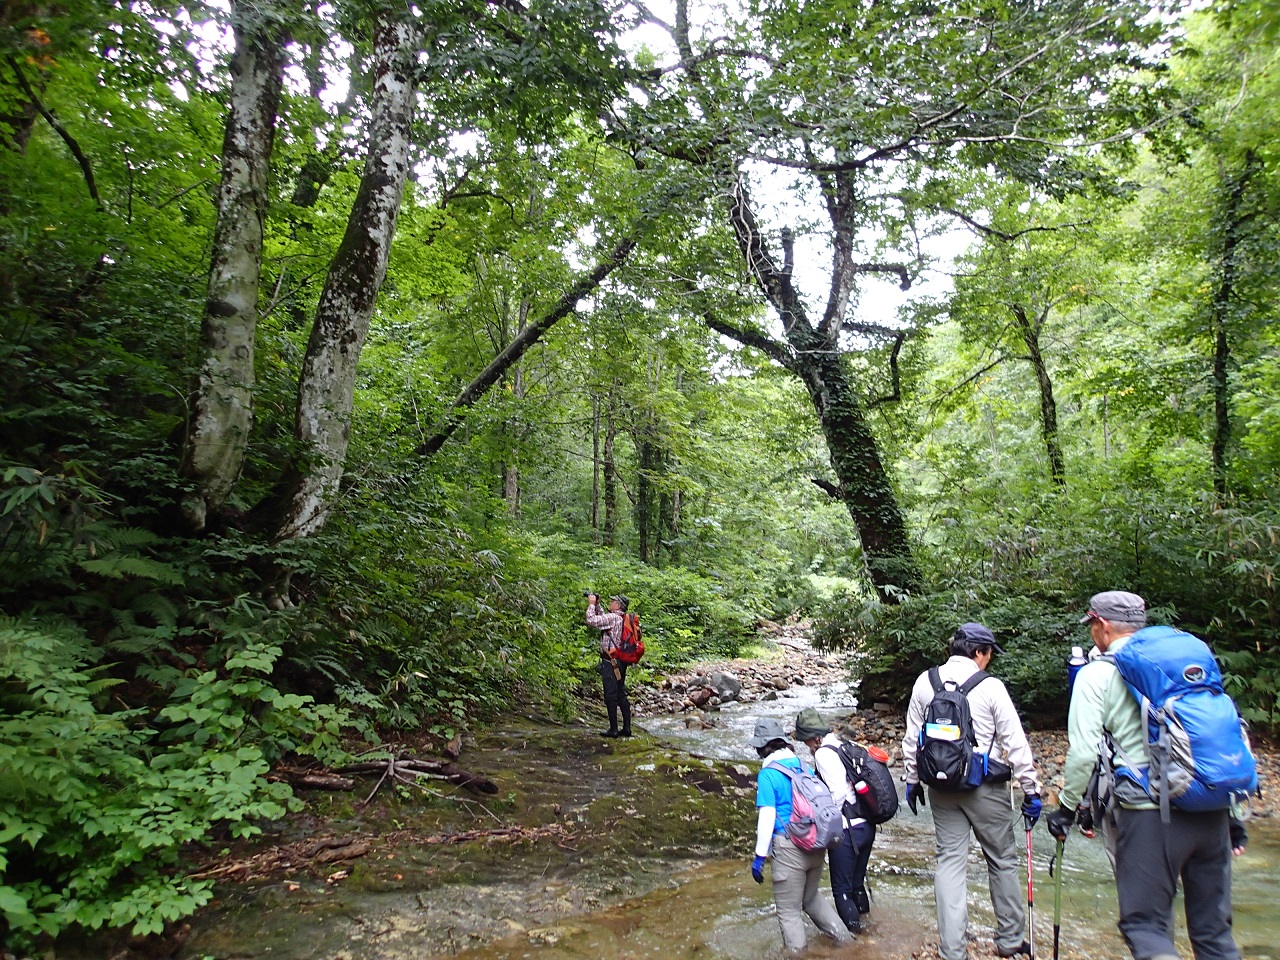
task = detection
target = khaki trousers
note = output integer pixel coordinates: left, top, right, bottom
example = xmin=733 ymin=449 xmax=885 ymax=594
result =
xmin=770 ymin=832 xmax=851 ymax=953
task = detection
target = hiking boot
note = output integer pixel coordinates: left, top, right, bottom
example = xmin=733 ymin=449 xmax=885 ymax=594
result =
xmin=996 ymin=942 xmax=1031 ymax=958
xmin=600 ymin=729 xmax=620 ymax=738
xmin=618 ymin=729 xmax=633 ymax=738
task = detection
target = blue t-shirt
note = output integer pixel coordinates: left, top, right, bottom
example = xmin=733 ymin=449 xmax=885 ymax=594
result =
xmin=756 ymin=755 xmax=802 ymax=834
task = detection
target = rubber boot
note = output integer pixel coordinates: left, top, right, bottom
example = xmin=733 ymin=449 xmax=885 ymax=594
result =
xmin=855 ymin=887 xmax=870 ymax=916
xmin=619 ymin=703 xmax=632 ymax=737
xmin=833 ymin=891 xmax=862 ymax=934
xmin=600 ymin=704 xmax=618 ymax=737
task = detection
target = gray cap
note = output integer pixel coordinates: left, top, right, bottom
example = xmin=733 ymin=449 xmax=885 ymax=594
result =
xmin=750 ymin=717 xmax=788 ymax=748
xmin=610 ymin=594 xmax=629 ymax=612
xmin=793 ymin=708 xmax=830 ymax=742
xmin=1080 ymin=591 xmax=1146 ymax=624
xmin=954 ymin=621 xmax=1005 ymax=655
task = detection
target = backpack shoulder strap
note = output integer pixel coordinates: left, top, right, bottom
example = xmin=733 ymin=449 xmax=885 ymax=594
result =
xmin=928 ymin=666 xmax=945 ymax=693
xmin=959 ymin=670 xmax=991 ymax=696
xmin=765 ymin=760 xmax=801 ymax=781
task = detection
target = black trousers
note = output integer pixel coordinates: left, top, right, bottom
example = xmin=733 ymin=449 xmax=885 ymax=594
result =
xmin=828 ymin=821 xmax=875 ymax=930
xmin=599 ymin=657 xmax=630 ymax=731
xmin=1114 ymin=806 xmax=1240 ymax=960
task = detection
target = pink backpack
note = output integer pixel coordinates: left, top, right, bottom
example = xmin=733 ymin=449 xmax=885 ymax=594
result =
xmin=766 ymin=761 xmax=844 ymax=851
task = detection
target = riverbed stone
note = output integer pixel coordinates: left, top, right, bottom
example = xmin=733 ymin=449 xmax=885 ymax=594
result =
xmin=707 ymin=670 xmax=741 ymax=701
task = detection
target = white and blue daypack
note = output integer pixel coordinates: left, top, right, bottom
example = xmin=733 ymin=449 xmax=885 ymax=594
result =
xmin=1103 ymin=625 xmax=1257 ymax=819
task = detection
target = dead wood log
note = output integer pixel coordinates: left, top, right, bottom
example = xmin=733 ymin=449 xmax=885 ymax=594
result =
xmin=313 ymin=840 xmax=370 ymax=864
xmin=269 ymin=769 xmax=355 ymax=790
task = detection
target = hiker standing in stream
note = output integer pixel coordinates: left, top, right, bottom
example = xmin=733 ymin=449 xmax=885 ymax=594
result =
xmin=794 ymin=707 xmax=876 ymax=934
xmin=902 ymin=622 xmax=1043 ymax=960
xmin=585 ymin=593 xmax=631 ymax=738
xmin=749 ymin=717 xmax=852 ymax=954
xmin=1046 ymin=590 xmax=1249 ymax=960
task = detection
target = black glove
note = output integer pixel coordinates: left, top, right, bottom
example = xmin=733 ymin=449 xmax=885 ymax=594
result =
xmin=1077 ymin=805 xmax=1095 ymax=838
xmin=1020 ymin=793 xmax=1042 ymax=828
xmin=1229 ymin=817 xmax=1247 ymax=853
xmin=906 ymin=781 xmax=926 ymax=815
xmin=1045 ymin=805 xmax=1076 ymax=841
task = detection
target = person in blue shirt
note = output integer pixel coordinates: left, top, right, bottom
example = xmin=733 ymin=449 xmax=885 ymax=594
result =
xmin=750 ymin=717 xmax=851 ymax=953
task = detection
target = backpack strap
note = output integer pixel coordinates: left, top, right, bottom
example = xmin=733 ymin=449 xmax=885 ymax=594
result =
xmin=765 ymin=760 xmax=803 ymax=782
xmin=956 ymin=670 xmax=992 ymax=749
xmin=959 ymin=670 xmax=991 ymax=696
xmin=928 ymin=666 xmax=945 ymax=693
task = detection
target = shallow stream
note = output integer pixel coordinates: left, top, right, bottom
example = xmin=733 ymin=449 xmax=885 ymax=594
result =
xmin=180 ymin=677 xmax=1280 ymax=960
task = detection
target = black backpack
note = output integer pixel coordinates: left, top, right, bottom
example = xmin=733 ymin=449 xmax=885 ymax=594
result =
xmin=917 ymin=668 xmax=991 ymax=792
xmin=825 ymin=741 xmax=899 ymax=825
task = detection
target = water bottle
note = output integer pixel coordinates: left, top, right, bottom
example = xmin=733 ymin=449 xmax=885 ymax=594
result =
xmin=853 ymin=779 xmax=875 ymax=818
xmin=1067 ymin=645 xmax=1089 ymax=697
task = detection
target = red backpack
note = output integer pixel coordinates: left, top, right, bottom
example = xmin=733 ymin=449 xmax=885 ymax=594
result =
xmin=613 ymin=613 xmax=645 ymax=664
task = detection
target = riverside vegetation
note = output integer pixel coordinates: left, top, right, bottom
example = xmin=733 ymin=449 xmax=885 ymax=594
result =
xmin=2 ymin=0 xmax=1278 ymax=955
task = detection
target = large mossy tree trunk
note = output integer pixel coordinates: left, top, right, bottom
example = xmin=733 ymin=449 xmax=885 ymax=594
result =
xmin=790 ymin=329 xmax=917 ymax=592
xmin=259 ymin=16 xmax=416 ymax=543
xmin=179 ymin=0 xmax=289 ymax=531
xmin=706 ymin=174 xmax=920 ymax=599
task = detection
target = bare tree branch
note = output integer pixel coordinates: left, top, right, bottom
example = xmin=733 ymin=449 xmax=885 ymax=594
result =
xmin=868 ymin=331 xmax=906 ymax=408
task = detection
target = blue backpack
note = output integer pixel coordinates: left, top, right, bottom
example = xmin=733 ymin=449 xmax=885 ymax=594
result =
xmin=1103 ymin=625 xmax=1257 ymax=818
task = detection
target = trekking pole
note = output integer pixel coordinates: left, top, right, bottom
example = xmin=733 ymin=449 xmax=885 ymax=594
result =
xmin=1024 ymin=818 xmax=1035 ymax=959
xmin=1049 ymin=837 xmax=1065 ymax=960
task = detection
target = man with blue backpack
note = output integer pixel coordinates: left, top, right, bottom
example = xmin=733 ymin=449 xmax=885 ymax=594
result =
xmin=1047 ymin=590 xmax=1257 ymax=960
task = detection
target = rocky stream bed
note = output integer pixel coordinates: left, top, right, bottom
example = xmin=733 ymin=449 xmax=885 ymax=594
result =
xmin=44 ymin=624 xmax=1277 ymax=960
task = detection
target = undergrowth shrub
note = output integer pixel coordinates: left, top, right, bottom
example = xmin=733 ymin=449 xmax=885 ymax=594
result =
xmin=0 ymin=618 xmax=357 ymax=948
xmin=815 ymin=487 xmax=1279 ymax=728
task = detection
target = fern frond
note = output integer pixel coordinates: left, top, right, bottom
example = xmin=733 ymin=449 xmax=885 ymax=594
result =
xmin=78 ymin=556 xmax=183 ymax=585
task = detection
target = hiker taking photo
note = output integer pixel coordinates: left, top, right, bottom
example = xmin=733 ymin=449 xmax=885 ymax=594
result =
xmin=793 ymin=707 xmax=887 ymax=935
xmin=901 ymin=622 xmax=1043 ymax=960
xmin=1047 ymin=590 xmax=1256 ymax=960
xmin=748 ymin=717 xmax=851 ymax=954
xmin=585 ymin=592 xmax=636 ymax=738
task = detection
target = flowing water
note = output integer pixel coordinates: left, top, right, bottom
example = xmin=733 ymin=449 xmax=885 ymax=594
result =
xmin=454 ymin=680 xmax=1280 ymax=960
xmin=179 ymin=677 xmax=1280 ymax=960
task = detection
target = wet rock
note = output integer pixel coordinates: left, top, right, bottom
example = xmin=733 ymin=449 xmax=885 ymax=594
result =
xmin=707 ymin=670 xmax=741 ymax=701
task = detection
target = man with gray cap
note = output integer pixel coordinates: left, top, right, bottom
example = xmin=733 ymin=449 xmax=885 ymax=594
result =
xmin=586 ymin=593 xmax=633 ymax=738
xmin=902 ymin=622 xmax=1042 ymax=960
xmin=1046 ymin=591 xmax=1246 ymax=960
xmin=749 ymin=716 xmax=851 ymax=953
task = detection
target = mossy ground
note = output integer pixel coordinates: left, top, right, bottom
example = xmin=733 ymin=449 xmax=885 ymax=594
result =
xmin=161 ymin=713 xmax=759 ymax=958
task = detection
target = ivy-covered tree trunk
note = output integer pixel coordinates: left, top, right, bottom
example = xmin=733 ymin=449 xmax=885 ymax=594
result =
xmin=1011 ymin=304 xmax=1066 ymax=487
xmin=788 ymin=326 xmax=917 ymax=593
xmin=179 ymin=0 xmax=288 ymax=531
xmin=263 ymin=17 xmax=416 ymax=541
xmin=707 ymin=173 xmax=920 ymax=599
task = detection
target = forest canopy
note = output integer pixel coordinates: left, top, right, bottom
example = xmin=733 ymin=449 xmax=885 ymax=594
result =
xmin=0 ymin=0 xmax=1277 ymax=948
